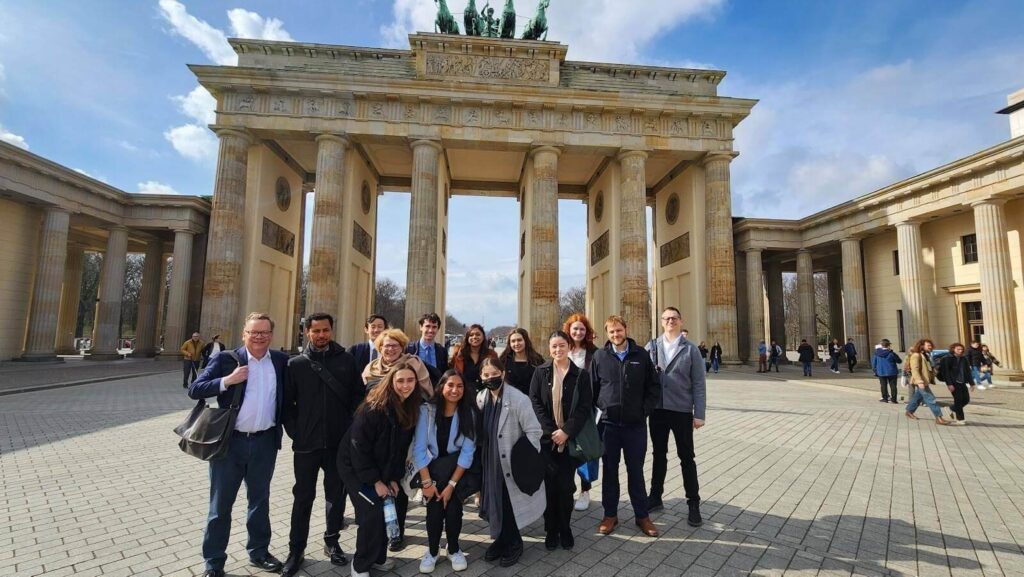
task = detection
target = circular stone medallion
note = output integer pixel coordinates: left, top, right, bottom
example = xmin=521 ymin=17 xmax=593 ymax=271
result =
xmin=275 ymin=177 xmax=291 ymax=212
xmin=361 ymin=181 xmax=372 ymax=215
xmin=665 ymin=193 xmax=680 ymax=226
xmin=594 ymin=190 xmax=605 ymax=222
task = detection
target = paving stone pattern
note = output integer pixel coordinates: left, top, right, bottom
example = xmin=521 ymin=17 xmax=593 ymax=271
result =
xmin=1 ymin=369 xmax=1023 ymax=576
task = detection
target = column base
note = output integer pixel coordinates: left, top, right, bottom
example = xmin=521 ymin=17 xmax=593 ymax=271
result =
xmin=131 ymin=348 xmax=159 ymax=358
xmin=86 ymin=352 xmax=126 ymax=361
xmin=13 ymin=354 xmax=64 ymax=363
xmin=55 ymin=347 xmax=81 ymax=356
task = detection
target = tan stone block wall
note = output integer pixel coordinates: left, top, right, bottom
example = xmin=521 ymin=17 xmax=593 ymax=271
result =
xmin=586 ymin=163 xmax=621 ymax=326
xmin=653 ymin=166 xmax=707 ymax=340
xmin=337 ymin=151 xmax=379 ymax=346
xmin=921 ymin=213 xmax=979 ymax=349
xmin=863 ymin=231 xmax=901 ymax=348
xmin=518 ymin=159 xmax=534 ymax=328
xmin=0 ymin=199 xmax=40 ymax=361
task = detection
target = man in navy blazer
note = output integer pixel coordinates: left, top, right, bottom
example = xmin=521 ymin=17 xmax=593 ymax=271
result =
xmin=348 ymin=314 xmax=388 ymax=375
xmin=405 ymin=312 xmax=449 ymax=373
xmin=188 ymin=312 xmax=288 ymax=577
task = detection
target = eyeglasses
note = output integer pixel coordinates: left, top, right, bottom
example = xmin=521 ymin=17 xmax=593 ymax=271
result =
xmin=661 ymin=316 xmax=680 ymax=322
xmin=246 ymin=330 xmax=273 ymax=337
xmin=381 ymin=343 xmax=402 ymax=350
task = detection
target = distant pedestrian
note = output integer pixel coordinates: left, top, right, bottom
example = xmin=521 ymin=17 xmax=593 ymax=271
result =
xmin=756 ymin=340 xmax=768 ymax=373
xmin=828 ymin=339 xmax=841 ymax=374
xmin=180 ymin=332 xmax=204 ymax=388
xmin=200 ymin=335 xmax=223 ymax=368
xmin=871 ymin=339 xmax=901 ymax=404
xmin=977 ymin=345 xmax=1000 ymax=389
xmin=905 ymin=339 xmax=950 ymax=425
xmin=767 ymin=340 xmax=782 ymax=372
xmin=797 ymin=339 xmax=815 ymax=376
xmin=966 ymin=340 xmax=984 ymax=384
xmin=844 ymin=338 xmax=858 ymax=372
xmin=698 ymin=342 xmax=709 ymax=372
xmin=709 ymin=341 xmax=723 ymax=373
xmin=939 ymin=343 xmax=974 ymax=425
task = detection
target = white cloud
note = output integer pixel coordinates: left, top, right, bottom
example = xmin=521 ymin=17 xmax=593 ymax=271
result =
xmin=173 ymin=85 xmax=216 ymax=125
xmin=157 ymin=0 xmax=235 ymax=65
xmin=0 ymin=123 xmax=28 ymax=149
xmin=380 ymin=0 xmax=724 ymax=61
xmin=73 ymin=168 xmax=110 ymax=183
xmin=135 ymin=180 xmax=183 ymax=195
xmin=227 ymin=9 xmax=293 ymax=41
xmin=164 ymin=123 xmax=217 ymax=163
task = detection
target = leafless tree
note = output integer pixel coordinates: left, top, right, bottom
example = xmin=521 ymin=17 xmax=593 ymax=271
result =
xmin=782 ymin=272 xmax=834 ymax=348
xmin=374 ymin=278 xmax=406 ymax=328
xmin=559 ymin=285 xmax=587 ymax=323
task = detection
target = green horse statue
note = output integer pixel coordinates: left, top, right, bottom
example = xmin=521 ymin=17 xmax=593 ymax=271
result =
xmin=521 ymin=0 xmax=549 ymax=40
xmin=434 ymin=0 xmax=460 ymax=34
xmin=500 ymin=0 xmax=516 ymax=39
xmin=464 ymin=0 xmax=482 ymax=36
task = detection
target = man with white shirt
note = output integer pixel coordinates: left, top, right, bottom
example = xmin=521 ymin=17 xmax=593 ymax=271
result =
xmin=645 ymin=307 xmax=706 ymax=528
xmin=189 ymin=313 xmax=289 ymax=577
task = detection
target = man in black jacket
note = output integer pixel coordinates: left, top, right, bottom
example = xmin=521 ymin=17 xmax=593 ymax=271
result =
xmin=590 ymin=315 xmax=660 ymax=538
xmin=281 ymin=313 xmax=364 ymax=577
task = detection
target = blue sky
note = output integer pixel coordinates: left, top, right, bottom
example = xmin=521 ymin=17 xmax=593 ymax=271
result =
xmin=1 ymin=1 xmax=1021 ymax=327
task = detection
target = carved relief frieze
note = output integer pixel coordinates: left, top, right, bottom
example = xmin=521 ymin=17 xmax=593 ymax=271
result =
xmin=614 ymin=114 xmax=631 ymax=133
xmin=232 ymin=93 xmax=256 ymax=112
xmin=423 ymin=53 xmax=549 ymax=83
xmin=353 ymin=221 xmax=372 ymax=259
xmin=524 ymin=108 xmax=543 ymax=129
xmin=491 ymin=105 xmax=512 ymax=127
xmin=555 ymin=111 xmax=572 ymax=130
xmin=367 ymin=101 xmax=386 ymax=120
xmin=668 ymin=117 xmax=687 ymax=136
xmin=303 ymin=97 xmax=323 ymax=115
xmin=334 ymin=98 xmax=354 ymax=117
xmin=591 ymin=230 xmax=610 ymax=265
xmin=660 ymin=232 xmax=690 ymax=267
xmin=433 ymin=104 xmax=451 ymax=123
xmin=403 ymin=103 xmax=420 ymax=122
xmin=464 ymin=106 xmax=481 ymax=125
xmin=584 ymin=112 xmax=600 ymax=131
xmin=262 ymin=217 xmax=295 ymax=257
xmin=271 ymin=96 xmax=292 ymax=114
xmin=643 ymin=115 xmax=660 ymax=134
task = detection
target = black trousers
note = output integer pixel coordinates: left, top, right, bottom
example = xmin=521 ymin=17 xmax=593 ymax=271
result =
xmin=649 ymin=410 xmax=700 ymax=504
xmin=878 ymin=376 xmax=898 ymax=402
xmin=848 ymin=356 xmax=858 ymax=372
xmin=492 ymin=483 xmax=522 ymax=555
xmin=288 ymin=448 xmax=346 ymax=552
xmin=950 ymin=382 xmax=971 ymax=420
xmin=348 ymin=488 xmax=408 ymax=572
xmin=543 ymin=448 xmax=576 ymax=540
xmin=425 ymin=492 xmax=463 ymax=556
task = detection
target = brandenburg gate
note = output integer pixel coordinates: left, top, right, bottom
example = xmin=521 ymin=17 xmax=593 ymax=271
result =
xmin=191 ymin=33 xmax=756 ymax=358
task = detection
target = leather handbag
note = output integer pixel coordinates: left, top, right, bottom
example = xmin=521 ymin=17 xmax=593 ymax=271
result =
xmin=567 ymin=381 xmax=603 ymax=463
xmin=173 ymin=351 xmax=245 ymax=461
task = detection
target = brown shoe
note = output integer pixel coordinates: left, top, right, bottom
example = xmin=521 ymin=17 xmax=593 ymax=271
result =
xmin=635 ymin=516 xmax=659 ymax=537
xmin=598 ymin=516 xmax=618 ymax=535
xmin=935 ymin=417 xmax=950 ymax=426
xmin=905 ymin=411 xmax=918 ymax=420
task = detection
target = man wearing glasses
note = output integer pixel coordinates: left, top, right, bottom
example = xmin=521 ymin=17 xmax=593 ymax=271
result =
xmin=645 ymin=307 xmax=706 ymax=528
xmin=189 ymin=313 xmax=289 ymax=577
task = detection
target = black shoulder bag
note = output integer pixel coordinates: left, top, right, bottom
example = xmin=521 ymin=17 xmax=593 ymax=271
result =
xmin=173 ymin=350 xmax=245 ymax=461
xmin=303 ymin=352 xmax=348 ymax=400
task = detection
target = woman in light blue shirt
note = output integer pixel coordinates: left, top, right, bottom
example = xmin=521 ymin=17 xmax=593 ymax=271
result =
xmin=413 ymin=370 xmax=477 ymax=573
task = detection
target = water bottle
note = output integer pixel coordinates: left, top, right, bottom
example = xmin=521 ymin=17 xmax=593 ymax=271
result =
xmin=383 ymin=496 xmax=400 ymax=541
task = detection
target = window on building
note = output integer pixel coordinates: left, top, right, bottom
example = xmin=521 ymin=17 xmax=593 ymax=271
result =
xmin=964 ymin=301 xmax=984 ymax=344
xmin=962 ymin=234 xmax=978 ymax=264
xmin=892 ymin=250 xmax=900 ymax=275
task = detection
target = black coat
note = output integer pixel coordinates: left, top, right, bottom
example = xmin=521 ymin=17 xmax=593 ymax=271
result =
xmin=348 ymin=341 xmax=373 ymax=375
xmin=797 ymin=344 xmax=816 ymax=363
xmin=283 ymin=342 xmax=363 ymax=453
xmin=966 ymin=346 xmax=984 ymax=368
xmin=590 ymin=338 xmax=659 ymax=425
xmin=940 ymin=354 xmax=975 ymax=386
xmin=404 ymin=341 xmax=449 ymax=373
xmin=337 ymin=404 xmax=415 ymax=489
xmin=529 ymin=360 xmax=593 ymax=450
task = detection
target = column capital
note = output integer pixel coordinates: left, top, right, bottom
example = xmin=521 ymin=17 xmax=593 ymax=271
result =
xmin=840 ymin=236 xmax=864 ymax=244
xmin=796 ymin=248 xmax=812 ymax=255
xmin=172 ymin=228 xmax=196 ymax=237
xmin=745 ymin=247 xmax=764 ymax=254
xmin=107 ymin=225 xmax=129 ymax=233
xmin=616 ymin=149 xmax=649 ymax=162
xmin=970 ymin=197 xmax=1008 ymax=209
xmin=43 ymin=206 xmax=71 ymax=216
xmin=895 ymin=219 xmax=923 ymax=229
xmin=315 ymin=133 xmax=350 ymax=147
xmin=211 ymin=126 xmax=253 ymax=146
xmin=702 ymin=150 xmax=739 ymax=166
xmin=530 ymin=145 xmax=562 ymax=158
xmin=409 ymin=138 xmax=443 ymax=152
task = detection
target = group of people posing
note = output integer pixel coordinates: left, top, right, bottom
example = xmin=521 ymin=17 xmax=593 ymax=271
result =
xmin=187 ymin=307 xmax=707 ymax=577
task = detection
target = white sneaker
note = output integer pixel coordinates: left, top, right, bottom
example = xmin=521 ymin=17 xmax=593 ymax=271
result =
xmin=450 ymin=550 xmax=468 ymax=572
xmin=373 ymin=559 xmax=395 ymax=571
xmin=419 ymin=553 xmax=437 ymax=573
xmin=574 ymin=491 xmax=591 ymax=511
xmin=351 ymin=567 xmax=370 ymax=577
xmin=977 ymin=384 xmax=987 ymax=390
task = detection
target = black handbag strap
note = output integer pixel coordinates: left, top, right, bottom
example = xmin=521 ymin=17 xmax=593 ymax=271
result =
xmin=223 ymin=350 xmax=245 ymax=409
xmin=302 ymin=352 xmax=347 ymax=400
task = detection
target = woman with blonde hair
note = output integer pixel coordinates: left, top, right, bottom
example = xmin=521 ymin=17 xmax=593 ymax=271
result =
xmin=362 ymin=328 xmax=433 ymax=399
xmin=904 ymin=339 xmax=949 ymax=425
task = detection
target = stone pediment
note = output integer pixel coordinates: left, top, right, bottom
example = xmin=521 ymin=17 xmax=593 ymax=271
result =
xmin=409 ymin=33 xmax=566 ymax=87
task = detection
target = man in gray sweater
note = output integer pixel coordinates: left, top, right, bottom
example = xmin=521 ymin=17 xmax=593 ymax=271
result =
xmin=645 ymin=306 xmax=706 ymax=527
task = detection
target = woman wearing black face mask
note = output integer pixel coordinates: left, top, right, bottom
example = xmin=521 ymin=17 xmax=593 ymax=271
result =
xmin=474 ymin=357 xmax=545 ymax=567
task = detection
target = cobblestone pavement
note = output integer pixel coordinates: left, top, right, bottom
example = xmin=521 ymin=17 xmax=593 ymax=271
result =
xmin=2 ymin=370 xmax=1024 ymax=577
xmin=0 ymin=357 xmax=179 ymax=394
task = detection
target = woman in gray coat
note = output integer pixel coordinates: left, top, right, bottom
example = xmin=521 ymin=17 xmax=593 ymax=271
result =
xmin=475 ymin=357 xmax=545 ymax=567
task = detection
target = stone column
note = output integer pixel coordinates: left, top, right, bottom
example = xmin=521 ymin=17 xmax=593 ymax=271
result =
xmin=20 ymin=208 xmax=71 ymax=361
xmin=827 ymin=267 xmax=844 ymax=340
xmin=527 ymin=146 xmax=561 ymax=340
xmin=765 ymin=260 xmax=786 ymax=350
xmin=200 ymin=128 xmax=251 ymax=345
xmin=746 ymin=248 xmax=765 ymax=361
xmin=55 ymin=244 xmax=85 ymax=355
xmin=619 ymin=150 xmax=651 ymax=341
xmin=895 ymin=221 xmax=930 ymax=344
xmin=703 ymin=152 xmax=740 ymax=361
xmin=307 ymin=134 xmax=349 ymax=317
xmin=132 ymin=240 xmax=165 ymax=357
xmin=89 ymin=226 xmax=129 ymax=359
xmin=841 ymin=238 xmax=869 ymax=359
xmin=404 ymin=139 xmax=443 ymax=335
xmin=972 ymin=199 xmax=1021 ymax=371
xmin=165 ymin=230 xmax=195 ymax=357
xmin=797 ymin=249 xmax=816 ymax=345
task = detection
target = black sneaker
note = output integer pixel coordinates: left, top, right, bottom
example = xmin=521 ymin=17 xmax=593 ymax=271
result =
xmin=323 ymin=543 xmax=347 ymax=566
xmin=647 ymin=496 xmax=664 ymax=512
xmin=484 ymin=542 xmax=503 ymax=562
xmin=687 ymin=501 xmax=703 ymax=527
xmin=545 ymin=533 xmax=558 ymax=551
xmin=499 ymin=544 xmax=523 ymax=567
xmin=388 ymin=536 xmax=405 ymax=552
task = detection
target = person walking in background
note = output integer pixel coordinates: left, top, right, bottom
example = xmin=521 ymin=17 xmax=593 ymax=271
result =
xmin=498 ymin=327 xmax=544 ymax=396
xmin=530 ymin=331 xmax=593 ymax=551
xmin=350 ymin=314 xmax=389 ymax=375
xmin=844 ymin=338 xmax=858 ymax=372
xmin=756 ymin=340 xmax=768 ymax=373
xmin=768 ymin=340 xmax=782 ymax=372
xmin=413 ymin=370 xmax=476 ymax=574
xmin=939 ymin=343 xmax=974 ymax=425
xmin=180 ymin=332 xmax=204 ymax=388
xmin=452 ymin=324 xmax=498 ymax=390
xmin=966 ymin=340 xmax=984 ymax=386
xmin=828 ymin=338 xmax=841 ymax=374
xmin=797 ymin=339 xmax=815 ymax=376
xmin=871 ymin=339 xmax=901 ymax=404
xmin=564 ymin=313 xmax=599 ymax=511
xmin=698 ymin=341 xmax=709 ymax=372
xmin=905 ymin=339 xmax=950 ymax=425
xmin=709 ymin=341 xmax=723 ymax=373
xmin=977 ymin=345 xmax=1001 ymax=389
xmin=336 ymin=362 xmax=421 ymax=577
xmin=200 ymin=335 xmax=223 ymax=368
xmin=646 ymin=307 xmax=706 ymax=527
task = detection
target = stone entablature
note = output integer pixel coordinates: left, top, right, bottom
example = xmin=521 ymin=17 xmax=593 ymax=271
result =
xmin=734 ymin=136 xmax=1024 ymax=251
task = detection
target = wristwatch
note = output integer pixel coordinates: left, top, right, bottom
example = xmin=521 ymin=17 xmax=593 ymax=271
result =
xmin=448 ymin=479 xmax=458 ymax=488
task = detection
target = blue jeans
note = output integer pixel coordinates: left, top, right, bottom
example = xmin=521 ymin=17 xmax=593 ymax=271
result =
xmin=977 ymin=369 xmax=993 ymax=385
xmin=802 ymin=361 xmax=812 ymax=376
xmin=905 ymin=386 xmax=943 ymax=418
xmin=711 ymin=358 xmax=720 ymax=373
xmin=601 ymin=422 xmax=649 ymax=519
xmin=830 ymin=355 xmax=840 ymax=372
xmin=203 ymin=430 xmax=278 ymax=571
xmin=971 ymin=366 xmax=983 ymax=384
